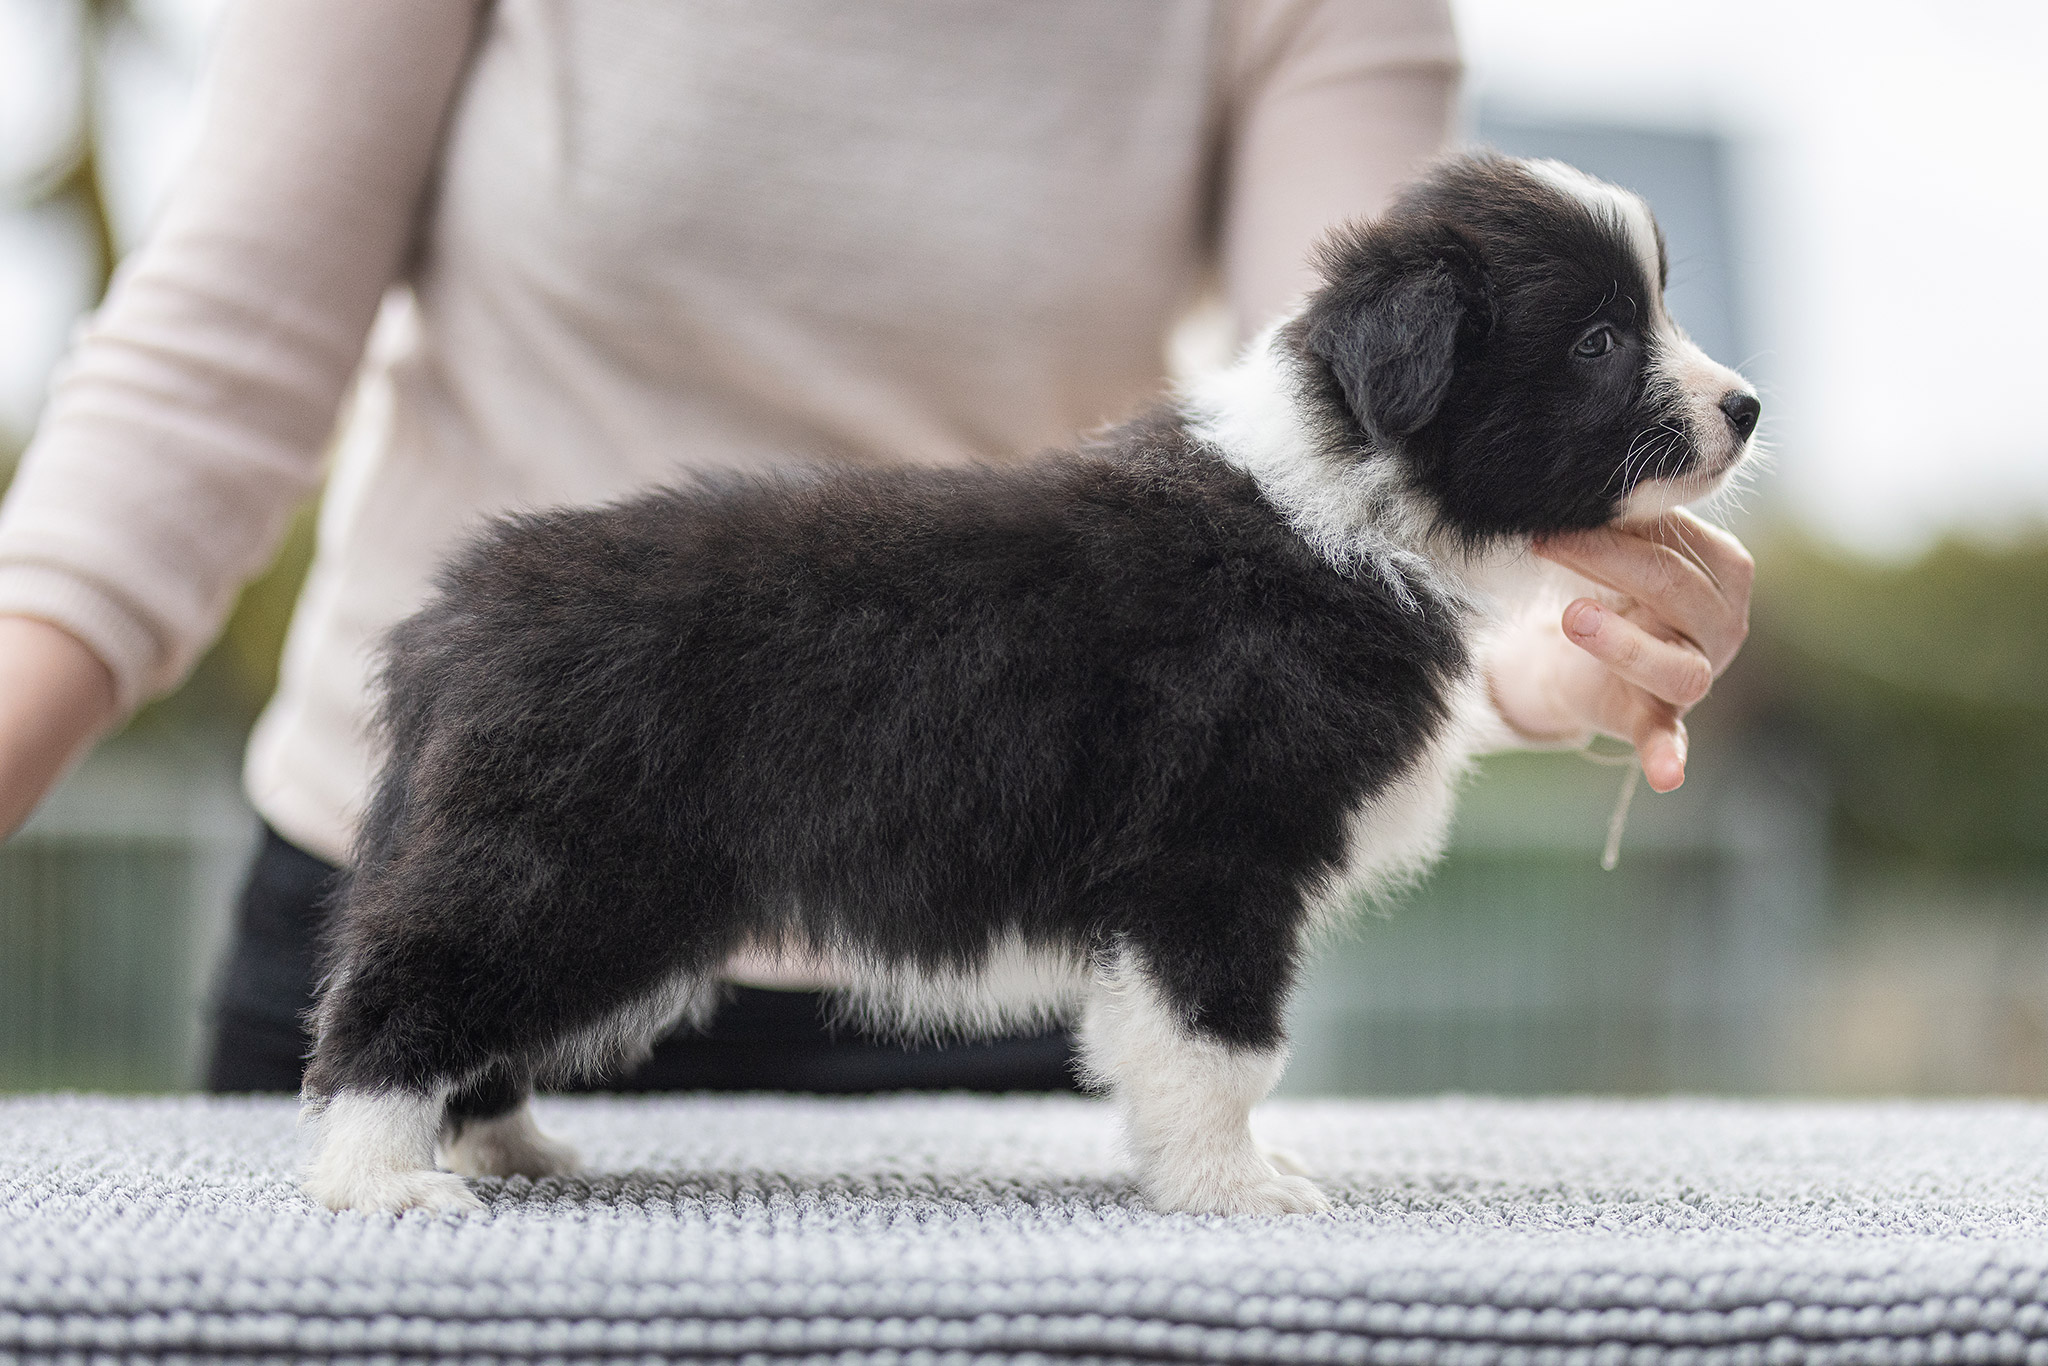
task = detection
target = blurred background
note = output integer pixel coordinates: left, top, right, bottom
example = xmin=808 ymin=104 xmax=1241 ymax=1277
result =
xmin=0 ymin=0 xmax=2042 ymax=1094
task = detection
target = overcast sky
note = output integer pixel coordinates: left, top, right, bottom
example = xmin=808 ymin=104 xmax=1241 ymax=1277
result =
xmin=2 ymin=0 xmax=2042 ymax=558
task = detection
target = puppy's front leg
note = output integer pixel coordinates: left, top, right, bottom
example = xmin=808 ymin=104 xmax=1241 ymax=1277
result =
xmin=1080 ymin=952 xmax=1327 ymax=1215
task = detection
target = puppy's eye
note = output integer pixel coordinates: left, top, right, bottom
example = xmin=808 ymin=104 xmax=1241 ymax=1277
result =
xmin=1573 ymin=325 xmax=1618 ymax=359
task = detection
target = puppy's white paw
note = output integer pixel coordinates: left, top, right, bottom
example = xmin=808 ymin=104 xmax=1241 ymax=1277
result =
xmin=306 ymin=1164 xmax=483 ymax=1214
xmin=1213 ymin=1172 xmax=1330 ymax=1216
xmin=440 ymin=1108 xmax=582 ymax=1179
xmin=303 ymin=1088 xmax=483 ymax=1213
xmin=1261 ymin=1145 xmax=1315 ymax=1178
xmin=1145 ymin=1160 xmax=1331 ymax=1216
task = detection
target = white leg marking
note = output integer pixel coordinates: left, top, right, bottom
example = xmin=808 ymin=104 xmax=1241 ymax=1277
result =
xmin=1079 ymin=953 xmax=1327 ymax=1215
xmin=439 ymin=1101 xmax=582 ymax=1179
xmin=302 ymin=1089 xmax=482 ymax=1214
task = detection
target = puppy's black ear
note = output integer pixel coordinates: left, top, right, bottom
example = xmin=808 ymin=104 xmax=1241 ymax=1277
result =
xmin=1298 ymin=220 xmax=1489 ymax=446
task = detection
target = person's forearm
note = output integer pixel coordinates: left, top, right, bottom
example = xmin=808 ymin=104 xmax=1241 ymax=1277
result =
xmin=0 ymin=0 xmax=483 ymax=710
xmin=0 ymin=616 xmax=119 ymax=839
xmin=1217 ymin=0 xmax=1460 ymax=335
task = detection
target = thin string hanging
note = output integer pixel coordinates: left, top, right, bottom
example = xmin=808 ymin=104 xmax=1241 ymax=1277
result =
xmin=1578 ymin=738 xmax=1640 ymax=871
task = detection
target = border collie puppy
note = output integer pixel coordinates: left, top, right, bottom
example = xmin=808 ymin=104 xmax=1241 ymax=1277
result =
xmin=302 ymin=153 xmax=1758 ymax=1216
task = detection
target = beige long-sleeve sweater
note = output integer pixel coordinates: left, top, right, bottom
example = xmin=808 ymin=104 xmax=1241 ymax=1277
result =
xmin=0 ymin=0 xmax=1459 ymax=867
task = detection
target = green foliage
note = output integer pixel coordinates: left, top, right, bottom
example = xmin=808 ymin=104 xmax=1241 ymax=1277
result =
xmin=1736 ymin=527 xmax=2048 ymax=869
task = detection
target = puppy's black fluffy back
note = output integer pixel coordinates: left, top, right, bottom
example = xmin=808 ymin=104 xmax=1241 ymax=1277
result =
xmin=308 ymin=411 xmax=1466 ymax=1097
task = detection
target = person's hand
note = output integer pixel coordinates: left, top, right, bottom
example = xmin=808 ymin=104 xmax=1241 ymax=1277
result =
xmin=0 ymin=616 xmax=119 ymax=839
xmin=1485 ymin=510 xmax=1754 ymax=793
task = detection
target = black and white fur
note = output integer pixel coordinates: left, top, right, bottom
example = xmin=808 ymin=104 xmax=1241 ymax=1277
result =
xmin=301 ymin=153 xmax=1759 ymax=1216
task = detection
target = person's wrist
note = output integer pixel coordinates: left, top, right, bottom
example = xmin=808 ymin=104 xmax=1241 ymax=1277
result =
xmin=1487 ymin=674 xmax=1592 ymax=747
xmin=0 ymin=615 xmax=119 ymax=837
xmin=1480 ymin=618 xmax=1595 ymax=748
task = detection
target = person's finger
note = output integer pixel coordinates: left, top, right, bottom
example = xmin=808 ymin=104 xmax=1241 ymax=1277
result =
xmin=1569 ymin=661 xmax=1687 ymax=790
xmin=1632 ymin=703 xmax=1688 ymax=793
xmin=1535 ymin=523 xmax=1744 ymax=666
xmin=1660 ymin=508 xmax=1757 ymax=602
xmin=1561 ymin=598 xmax=1715 ymax=709
xmin=1619 ymin=510 xmax=1756 ymax=667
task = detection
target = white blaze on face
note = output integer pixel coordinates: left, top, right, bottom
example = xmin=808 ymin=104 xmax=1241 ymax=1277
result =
xmin=1629 ymin=329 xmax=1754 ymax=521
xmin=1522 ymin=158 xmax=1664 ymax=303
xmin=1520 ymin=158 xmax=1759 ymax=522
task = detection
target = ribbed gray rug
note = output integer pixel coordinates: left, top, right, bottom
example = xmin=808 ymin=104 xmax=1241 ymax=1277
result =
xmin=6 ymin=1093 xmax=2048 ymax=1363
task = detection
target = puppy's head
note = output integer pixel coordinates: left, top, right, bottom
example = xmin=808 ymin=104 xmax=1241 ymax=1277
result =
xmin=1291 ymin=152 xmax=1759 ymax=541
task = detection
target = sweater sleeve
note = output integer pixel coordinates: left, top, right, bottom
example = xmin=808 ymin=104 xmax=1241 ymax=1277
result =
xmin=1218 ymin=0 xmax=1462 ymax=336
xmin=0 ymin=0 xmax=484 ymax=712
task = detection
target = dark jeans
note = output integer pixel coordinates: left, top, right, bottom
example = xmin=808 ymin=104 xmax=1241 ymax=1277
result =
xmin=205 ymin=825 xmax=1079 ymax=1094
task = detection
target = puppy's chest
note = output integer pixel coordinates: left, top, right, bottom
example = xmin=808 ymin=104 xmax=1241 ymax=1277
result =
xmin=1314 ymin=665 xmax=1486 ymax=922
xmin=1315 ymin=542 xmax=1596 ymax=910
xmin=1311 ymin=569 xmax=1534 ymax=925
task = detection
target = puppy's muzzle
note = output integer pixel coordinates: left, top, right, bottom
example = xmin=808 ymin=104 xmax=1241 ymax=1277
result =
xmin=1718 ymin=390 xmax=1761 ymax=443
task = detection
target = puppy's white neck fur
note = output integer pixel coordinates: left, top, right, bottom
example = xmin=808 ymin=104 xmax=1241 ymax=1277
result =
xmin=1181 ymin=323 xmax=1467 ymax=610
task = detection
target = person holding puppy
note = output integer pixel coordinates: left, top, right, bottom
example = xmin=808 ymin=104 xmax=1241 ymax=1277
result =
xmin=0 ymin=1 xmax=1752 ymax=1091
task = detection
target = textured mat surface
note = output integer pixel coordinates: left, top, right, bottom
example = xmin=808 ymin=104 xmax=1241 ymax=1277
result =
xmin=7 ymin=1094 xmax=2048 ymax=1362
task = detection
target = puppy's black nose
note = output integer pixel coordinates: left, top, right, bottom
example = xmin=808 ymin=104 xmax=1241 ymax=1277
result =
xmin=1719 ymin=391 xmax=1761 ymax=442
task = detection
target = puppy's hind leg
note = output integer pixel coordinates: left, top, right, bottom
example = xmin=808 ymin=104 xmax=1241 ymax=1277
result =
xmin=1080 ymin=948 xmax=1327 ymax=1216
xmin=298 ymin=939 xmax=506 ymax=1213
xmin=439 ymin=1066 xmax=581 ymax=1180
xmin=300 ymin=969 xmax=487 ymax=1213
xmin=302 ymin=1086 xmax=482 ymax=1214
